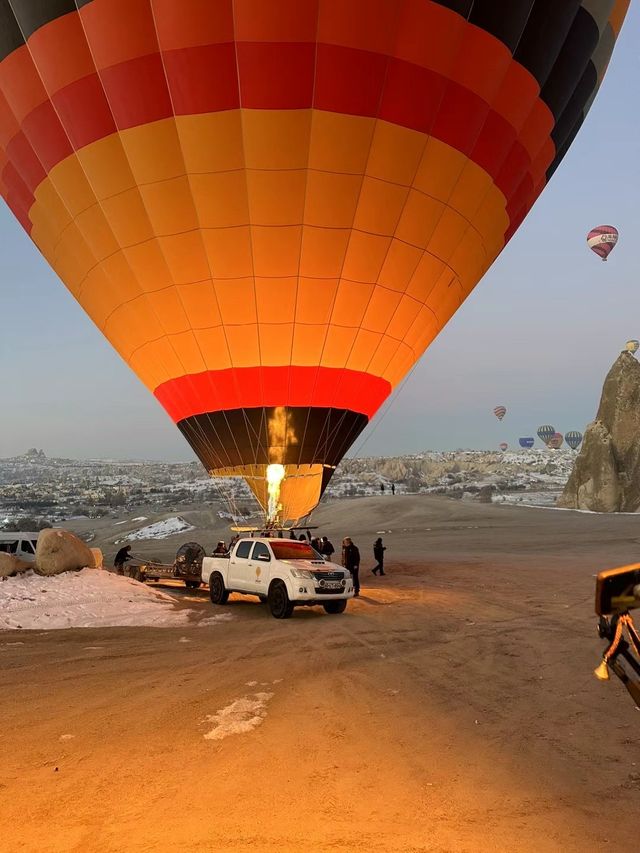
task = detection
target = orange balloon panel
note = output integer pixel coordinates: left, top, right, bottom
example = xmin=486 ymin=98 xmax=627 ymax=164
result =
xmin=0 ymin=0 xmax=628 ymax=521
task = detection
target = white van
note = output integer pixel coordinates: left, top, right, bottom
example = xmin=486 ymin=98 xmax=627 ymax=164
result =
xmin=0 ymin=532 xmax=39 ymax=563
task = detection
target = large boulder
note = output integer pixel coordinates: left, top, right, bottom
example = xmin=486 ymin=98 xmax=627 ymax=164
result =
xmin=34 ymin=528 xmax=96 ymax=576
xmin=0 ymin=553 xmax=32 ymax=579
xmin=559 ymin=352 xmax=640 ymax=511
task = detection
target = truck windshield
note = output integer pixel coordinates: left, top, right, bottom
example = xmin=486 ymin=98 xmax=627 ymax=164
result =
xmin=270 ymin=541 xmax=318 ymax=560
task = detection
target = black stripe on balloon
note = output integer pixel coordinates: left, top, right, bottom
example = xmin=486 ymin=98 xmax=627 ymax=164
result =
xmin=514 ymin=0 xmax=581 ymax=87
xmin=540 ymin=7 xmax=600 ymax=120
xmin=546 ymin=114 xmax=584 ymax=180
xmin=177 ymin=407 xmax=368 ymax=472
xmin=3 ymin=0 xmax=77 ymax=42
xmin=0 ymin=0 xmax=24 ymax=60
xmin=551 ymin=60 xmax=597 ymax=150
xmin=468 ymin=0 xmax=536 ymax=54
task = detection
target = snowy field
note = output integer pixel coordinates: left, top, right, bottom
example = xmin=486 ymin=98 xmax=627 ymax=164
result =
xmin=122 ymin=516 xmax=195 ymax=542
xmin=0 ymin=569 xmax=231 ymax=631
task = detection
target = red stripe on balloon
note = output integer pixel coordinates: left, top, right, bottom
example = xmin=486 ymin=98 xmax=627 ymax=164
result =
xmin=154 ymin=366 xmax=392 ymax=422
xmin=1 ymin=45 xmax=549 ymax=209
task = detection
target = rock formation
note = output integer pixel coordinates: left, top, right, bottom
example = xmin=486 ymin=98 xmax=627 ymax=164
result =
xmin=558 ymin=352 xmax=640 ymax=512
xmin=0 ymin=553 xmax=32 ymax=579
xmin=34 ymin=528 xmax=97 ymax=576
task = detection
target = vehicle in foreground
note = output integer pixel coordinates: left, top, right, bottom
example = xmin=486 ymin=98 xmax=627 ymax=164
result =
xmin=203 ymin=538 xmax=354 ymax=619
xmin=594 ymin=563 xmax=640 ymax=708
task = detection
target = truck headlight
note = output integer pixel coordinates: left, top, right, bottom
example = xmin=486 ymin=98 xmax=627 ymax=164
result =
xmin=290 ymin=568 xmax=314 ymax=579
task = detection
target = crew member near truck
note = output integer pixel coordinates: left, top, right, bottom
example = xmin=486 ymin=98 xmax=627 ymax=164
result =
xmin=342 ymin=537 xmax=361 ymax=597
xmin=114 ymin=544 xmax=132 ymax=575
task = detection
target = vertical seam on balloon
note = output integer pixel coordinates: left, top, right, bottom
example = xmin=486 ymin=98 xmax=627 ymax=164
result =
xmin=3 ymin=0 xmax=198 ymax=451
xmin=231 ymin=1 xmax=269 ymax=472
xmin=146 ymin=0 xmax=248 ymax=478
xmin=285 ymin=0 xmax=321 ymax=505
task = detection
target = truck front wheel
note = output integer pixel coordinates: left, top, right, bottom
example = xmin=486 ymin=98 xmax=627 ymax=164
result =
xmin=323 ymin=600 xmax=347 ymax=615
xmin=268 ymin=581 xmax=294 ymax=619
xmin=209 ymin=572 xmax=229 ymax=605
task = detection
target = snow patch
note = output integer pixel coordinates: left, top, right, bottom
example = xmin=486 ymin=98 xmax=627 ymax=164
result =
xmin=0 ymin=569 xmax=233 ymax=630
xmin=123 ymin=516 xmax=195 ymax=542
xmin=203 ymin=691 xmax=274 ymax=741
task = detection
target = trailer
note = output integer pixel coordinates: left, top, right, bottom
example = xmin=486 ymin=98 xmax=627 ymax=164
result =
xmin=125 ymin=542 xmax=206 ymax=589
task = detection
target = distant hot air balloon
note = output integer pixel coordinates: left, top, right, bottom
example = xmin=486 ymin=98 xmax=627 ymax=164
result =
xmin=494 ymin=406 xmax=507 ymax=421
xmin=519 ymin=437 xmax=535 ymax=449
xmin=0 ymin=2 xmax=629 ymax=523
xmin=499 ymin=443 xmax=509 ymax=452
xmin=565 ymin=431 xmax=583 ymax=450
xmin=548 ymin=432 xmax=564 ymax=449
xmin=587 ymin=226 xmax=619 ymax=261
xmin=625 ymin=340 xmax=639 ymax=355
xmin=537 ymin=425 xmax=556 ymax=446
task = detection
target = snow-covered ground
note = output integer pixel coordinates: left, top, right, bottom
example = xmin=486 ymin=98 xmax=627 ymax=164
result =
xmin=123 ymin=516 xmax=195 ymax=541
xmin=0 ymin=569 xmax=232 ymax=631
xmin=202 ymin=688 xmax=277 ymax=740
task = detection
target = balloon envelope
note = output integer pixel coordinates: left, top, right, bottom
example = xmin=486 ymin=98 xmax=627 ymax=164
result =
xmin=587 ymin=225 xmax=619 ymax=261
xmin=548 ymin=432 xmax=564 ymax=449
xmin=519 ymin=437 xmax=535 ymax=449
xmin=494 ymin=406 xmax=507 ymax=421
xmin=499 ymin=443 xmax=508 ymax=452
xmin=565 ymin=431 xmax=583 ymax=450
xmin=0 ymin=2 xmax=628 ymax=521
xmin=537 ymin=425 xmax=556 ymax=445
xmin=625 ymin=340 xmax=639 ymax=355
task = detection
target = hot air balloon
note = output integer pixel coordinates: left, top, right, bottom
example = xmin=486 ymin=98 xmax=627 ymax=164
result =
xmin=565 ymin=431 xmax=583 ymax=450
xmin=494 ymin=406 xmax=507 ymax=421
xmin=0 ymin=2 xmax=629 ymax=523
xmin=548 ymin=432 xmax=564 ymax=449
xmin=499 ymin=443 xmax=508 ymax=452
xmin=519 ymin=437 xmax=535 ymax=449
xmin=625 ymin=340 xmax=639 ymax=355
xmin=537 ymin=425 xmax=556 ymax=446
xmin=587 ymin=225 xmax=619 ymax=261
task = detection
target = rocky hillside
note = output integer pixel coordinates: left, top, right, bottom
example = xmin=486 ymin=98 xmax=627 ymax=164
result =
xmin=328 ymin=449 xmax=574 ymax=506
xmin=558 ymin=352 xmax=640 ymax=512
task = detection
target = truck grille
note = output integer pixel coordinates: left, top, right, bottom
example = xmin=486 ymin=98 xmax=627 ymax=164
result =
xmin=312 ymin=571 xmax=344 ymax=581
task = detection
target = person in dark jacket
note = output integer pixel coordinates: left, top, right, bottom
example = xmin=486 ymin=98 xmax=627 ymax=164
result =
xmin=342 ymin=537 xmax=361 ymax=596
xmin=114 ymin=545 xmax=132 ymax=574
xmin=372 ymin=537 xmax=386 ymax=576
xmin=320 ymin=536 xmax=335 ymax=561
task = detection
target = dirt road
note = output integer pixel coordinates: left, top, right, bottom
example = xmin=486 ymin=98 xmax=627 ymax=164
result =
xmin=2 ymin=497 xmax=640 ymax=852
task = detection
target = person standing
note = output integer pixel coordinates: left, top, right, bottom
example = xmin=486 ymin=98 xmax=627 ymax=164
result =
xmin=372 ymin=537 xmax=386 ymax=576
xmin=114 ymin=544 xmax=132 ymax=575
xmin=391 ymin=483 xmax=395 ymax=496
xmin=342 ymin=537 xmax=361 ymax=597
xmin=320 ymin=536 xmax=335 ymax=561
xmin=380 ymin=483 xmax=385 ymax=495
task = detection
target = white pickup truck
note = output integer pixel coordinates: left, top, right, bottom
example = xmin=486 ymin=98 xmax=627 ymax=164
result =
xmin=203 ymin=537 xmax=354 ymax=619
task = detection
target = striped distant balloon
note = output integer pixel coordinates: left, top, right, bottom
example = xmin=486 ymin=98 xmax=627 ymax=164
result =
xmin=499 ymin=443 xmax=508 ymax=452
xmin=548 ymin=432 xmax=564 ymax=449
xmin=587 ymin=226 xmax=619 ymax=261
xmin=494 ymin=406 xmax=507 ymax=421
xmin=565 ymin=431 xmax=583 ymax=450
xmin=519 ymin=437 xmax=535 ymax=449
xmin=625 ymin=340 xmax=639 ymax=355
xmin=537 ymin=425 xmax=556 ymax=446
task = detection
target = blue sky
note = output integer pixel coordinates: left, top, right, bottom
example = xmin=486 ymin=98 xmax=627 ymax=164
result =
xmin=1 ymin=10 xmax=638 ymax=462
